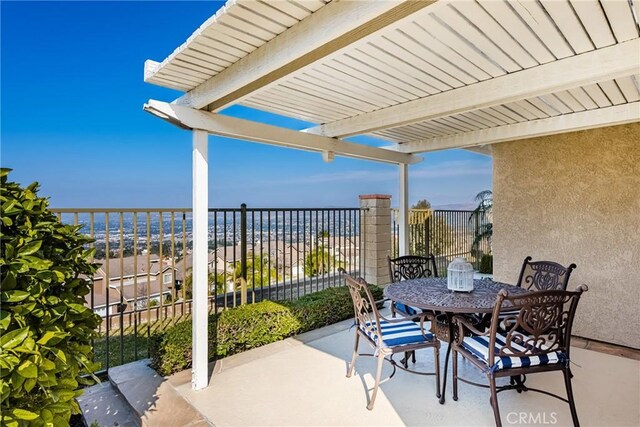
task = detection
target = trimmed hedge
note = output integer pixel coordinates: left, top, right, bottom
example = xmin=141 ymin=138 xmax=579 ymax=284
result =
xmin=150 ymin=284 xmax=383 ymax=376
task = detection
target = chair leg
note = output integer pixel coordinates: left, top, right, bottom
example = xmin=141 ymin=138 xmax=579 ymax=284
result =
xmin=391 ymin=302 xmax=396 ymax=318
xmin=434 ymin=346 xmax=441 ymax=399
xmin=452 ymin=349 xmax=458 ymax=401
xmin=347 ymin=333 xmax=359 ymax=378
xmin=367 ymin=352 xmax=385 ymax=410
xmin=563 ymin=368 xmax=580 ymax=427
xmin=489 ymin=374 xmax=502 ymax=427
xmin=411 ymin=350 xmax=416 ymax=364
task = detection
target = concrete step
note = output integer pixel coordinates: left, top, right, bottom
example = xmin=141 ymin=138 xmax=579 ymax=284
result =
xmin=108 ymin=360 xmax=211 ymax=427
xmin=77 ymin=381 xmax=139 ymax=427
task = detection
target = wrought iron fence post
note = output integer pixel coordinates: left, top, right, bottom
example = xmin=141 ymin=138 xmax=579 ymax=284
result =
xmin=240 ymin=203 xmax=248 ymax=304
xmin=425 ymin=214 xmax=431 ymax=257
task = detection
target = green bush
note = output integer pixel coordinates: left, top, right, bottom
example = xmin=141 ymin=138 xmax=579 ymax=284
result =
xmin=0 ymin=169 xmax=102 ymax=426
xmin=150 ymin=284 xmax=383 ymax=376
xmin=479 ymin=254 xmax=493 ymax=274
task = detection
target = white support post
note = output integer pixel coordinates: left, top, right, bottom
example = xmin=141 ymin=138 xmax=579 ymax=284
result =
xmin=192 ymin=129 xmax=209 ymax=390
xmin=398 ymin=163 xmax=409 ymax=256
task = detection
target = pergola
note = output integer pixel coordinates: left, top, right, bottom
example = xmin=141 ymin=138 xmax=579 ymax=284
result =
xmin=143 ymin=0 xmax=640 ymax=390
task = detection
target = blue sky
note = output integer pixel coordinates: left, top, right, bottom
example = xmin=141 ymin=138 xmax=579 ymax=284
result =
xmin=1 ymin=1 xmax=491 ymax=209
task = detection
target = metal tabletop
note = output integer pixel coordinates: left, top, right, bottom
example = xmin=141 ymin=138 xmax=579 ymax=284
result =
xmin=384 ymin=277 xmax=529 ymax=314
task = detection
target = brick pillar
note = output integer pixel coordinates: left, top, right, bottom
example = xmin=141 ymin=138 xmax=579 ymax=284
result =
xmin=359 ymin=194 xmax=392 ymax=286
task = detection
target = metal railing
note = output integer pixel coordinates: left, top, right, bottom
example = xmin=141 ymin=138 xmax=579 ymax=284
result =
xmin=51 ymin=206 xmax=364 ymax=373
xmin=391 ymin=209 xmax=491 ymax=274
xmin=52 ymin=206 xmax=485 ymax=372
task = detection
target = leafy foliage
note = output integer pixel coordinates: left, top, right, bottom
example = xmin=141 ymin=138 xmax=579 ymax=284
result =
xmin=469 ymin=190 xmax=493 ymax=254
xmin=0 ymin=169 xmax=102 ymax=426
xmin=411 ymin=199 xmax=432 ymax=210
xmin=150 ymin=284 xmax=383 ymax=376
xmin=408 ymin=215 xmax=452 ymax=257
xmin=303 ymin=245 xmax=338 ymax=277
xmin=183 ymin=269 xmax=226 ymax=299
xmin=233 ymin=254 xmax=279 ymax=289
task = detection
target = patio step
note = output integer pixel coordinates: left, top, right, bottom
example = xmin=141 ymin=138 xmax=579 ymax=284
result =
xmin=77 ymin=381 xmax=139 ymax=427
xmin=108 ymin=360 xmax=211 ymax=427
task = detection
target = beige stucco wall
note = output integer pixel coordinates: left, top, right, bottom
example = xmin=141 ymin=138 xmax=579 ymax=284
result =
xmin=492 ymin=123 xmax=640 ymax=349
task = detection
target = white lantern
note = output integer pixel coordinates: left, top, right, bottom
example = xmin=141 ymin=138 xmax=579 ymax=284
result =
xmin=447 ymin=257 xmax=474 ymax=292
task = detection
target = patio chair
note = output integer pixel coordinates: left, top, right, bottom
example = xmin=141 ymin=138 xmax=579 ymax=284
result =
xmin=491 ymin=257 xmax=578 ymax=333
xmin=343 ymin=273 xmax=441 ymax=410
xmin=388 ymin=254 xmax=438 ymax=318
xmin=516 ymin=256 xmax=577 ymax=291
xmin=451 ymin=285 xmax=588 ymax=427
xmin=388 ymin=254 xmax=439 ymax=366
xmin=496 ymin=256 xmax=578 ymax=334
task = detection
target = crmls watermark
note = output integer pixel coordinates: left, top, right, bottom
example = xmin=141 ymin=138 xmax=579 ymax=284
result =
xmin=506 ymin=412 xmax=558 ymax=425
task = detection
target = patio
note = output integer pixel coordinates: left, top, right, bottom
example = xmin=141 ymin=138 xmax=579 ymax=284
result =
xmin=141 ymin=0 xmax=640 ymax=392
xmin=135 ymin=308 xmax=639 ymax=426
xmin=5 ymin=0 xmax=639 ymax=425
xmin=136 ymin=0 xmax=640 ymax=424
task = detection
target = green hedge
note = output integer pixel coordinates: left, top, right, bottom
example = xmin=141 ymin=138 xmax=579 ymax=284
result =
xmin=150 ymin=284 xmax=383 ymax=376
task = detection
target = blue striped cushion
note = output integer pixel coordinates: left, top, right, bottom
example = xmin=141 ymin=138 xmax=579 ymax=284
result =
xmin=394 ymin=302 xmax=420 ymax=316
xmin=360 ymin=319 xmax=434 ymax=348
xmin=462 ymin=333 xmax=565 ymax=371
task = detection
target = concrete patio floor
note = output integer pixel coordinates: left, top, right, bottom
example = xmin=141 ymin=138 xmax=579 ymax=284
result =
xmin=170 ymin=310 xmax=640 ymax=427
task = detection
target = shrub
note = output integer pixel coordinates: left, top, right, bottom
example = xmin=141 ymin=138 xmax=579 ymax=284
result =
xmin=0 ymin=169 xmax=102 ymax=426
xmin=150 ymin=284 xmax=383 ymax=376
xmin=291 ymin=285 xmax=377 ymax=331
xmin=479 ymin=254 xmax=493 ymax=274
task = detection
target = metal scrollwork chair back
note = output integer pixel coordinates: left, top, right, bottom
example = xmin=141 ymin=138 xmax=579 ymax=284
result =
xmin=452 ymin=285 xmax=588 ymax=427
xmin=344 ymin=273 xmax=384 ymax=346
xmin=516 ymin=256 xmax=577 ymax=291
xmin=340 ymin=269 xmax=441 ymax=410
xmin=388 ymin=254 xmax=438 ymax=282
xmin=387 ymin=254 xmax=439 ymax=365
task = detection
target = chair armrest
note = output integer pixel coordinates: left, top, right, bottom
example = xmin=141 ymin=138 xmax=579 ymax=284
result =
xmin=452 ymin=314 xmax=490 ymax=343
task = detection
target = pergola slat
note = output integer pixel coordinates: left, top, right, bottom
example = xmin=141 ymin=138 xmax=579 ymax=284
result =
xmin=601 ymin=0 xmax=639 ymax=43
xmin=306 ymin=39 xmax=640 ymax=138
xmin=392 ymin=102 xmax=640 ymax=153
xmin=570 ymin=0 xmax=617 ymax=48
xmin=540 ymin=0 xmax=594 ymax=54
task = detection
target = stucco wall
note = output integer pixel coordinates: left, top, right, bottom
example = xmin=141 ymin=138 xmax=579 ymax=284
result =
xmin=492 ymin=123 xmax=640 ymax=349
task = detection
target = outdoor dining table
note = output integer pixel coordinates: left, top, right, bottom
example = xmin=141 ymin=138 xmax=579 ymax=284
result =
xmin=383 ymin=277 xmax=529 ymax=404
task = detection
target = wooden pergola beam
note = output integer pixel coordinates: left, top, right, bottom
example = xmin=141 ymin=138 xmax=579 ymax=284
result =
xmin=144 ymin=99 xmax=421 ymax=164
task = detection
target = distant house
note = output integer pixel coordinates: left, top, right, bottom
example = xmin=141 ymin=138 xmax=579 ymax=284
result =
xmin=89 ymin=254 xmax=179 ymax=316
xmin=212 ymin=239 xmax=356 ymax=282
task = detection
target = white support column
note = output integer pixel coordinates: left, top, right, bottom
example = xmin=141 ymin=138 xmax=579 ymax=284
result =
xmin=398 ymin=163 xmax=409 ymax=256
xmin=192 ymin=129 xmax=209 ymax=390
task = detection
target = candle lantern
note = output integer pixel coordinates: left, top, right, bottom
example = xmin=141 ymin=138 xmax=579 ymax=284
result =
xmin=447 ymin=257 xmax=474 ymax=292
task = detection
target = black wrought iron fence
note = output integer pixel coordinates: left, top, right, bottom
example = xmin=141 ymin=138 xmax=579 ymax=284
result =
xmin=391 ymin=209 xmax=491 ymax=274
xmin=51 ymin=206 xmax=363 ymax=373
xmin=51 ymin=205 xmax=485 ymax=373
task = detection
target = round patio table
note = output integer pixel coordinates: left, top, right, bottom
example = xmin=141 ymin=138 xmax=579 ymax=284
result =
xmin=384 ymin=277 xmax=529 ymax=404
